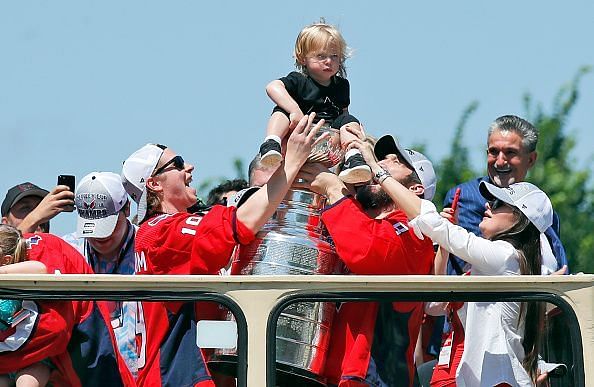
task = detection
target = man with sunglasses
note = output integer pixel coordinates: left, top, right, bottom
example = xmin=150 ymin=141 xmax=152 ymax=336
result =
xmin=443 ymin=115 xmax=568 ymax=276
xmin=121 ymin=114 xmax=322 ymax=387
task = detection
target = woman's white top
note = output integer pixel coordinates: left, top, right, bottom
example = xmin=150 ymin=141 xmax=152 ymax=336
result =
xmin=410 ymin=200 xmax=533 ymax=387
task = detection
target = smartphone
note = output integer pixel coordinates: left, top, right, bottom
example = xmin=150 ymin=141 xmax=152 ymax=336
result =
xmin=57 ymin=175 xmax=76 ymax=212
xmin=58 ymin=175 xmax=76 ymax=193
xmin=449 ymin=187 xmax=461 ymax=224
xmin=451 ymin=187 xmax=461 ymax=212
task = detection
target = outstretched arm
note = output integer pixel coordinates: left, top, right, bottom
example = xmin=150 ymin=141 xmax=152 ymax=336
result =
xmin=0 ymin=261 xmax=47 ymax=274
xmin=237 ymin=114 xmax=322 ymax=232
xmin=350 ymin=139 xmax=423 ymax=218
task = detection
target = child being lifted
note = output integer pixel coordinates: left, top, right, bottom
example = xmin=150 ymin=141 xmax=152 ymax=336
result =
xmin=259 ymin=19 xmax=372 ymax=184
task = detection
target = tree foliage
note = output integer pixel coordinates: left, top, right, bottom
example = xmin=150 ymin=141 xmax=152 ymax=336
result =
xmin=523 ymin=66 xmax=594 ymax=273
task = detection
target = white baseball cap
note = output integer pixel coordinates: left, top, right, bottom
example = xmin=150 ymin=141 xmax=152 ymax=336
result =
xmin=75 ymin=172 xmax=128 ymax=238
xmin=374 ymin=135 xmax=437 ymax=200
xmin=479 ymin=181 xmax=553 ymax=233
xmin=121 ymin=144 xmax=164 ymax=223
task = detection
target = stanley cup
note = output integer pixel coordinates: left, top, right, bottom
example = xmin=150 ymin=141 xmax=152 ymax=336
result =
xmin=232 ymin=125 xmax=345 ymax=385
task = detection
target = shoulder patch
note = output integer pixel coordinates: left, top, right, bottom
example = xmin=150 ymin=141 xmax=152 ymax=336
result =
xmin=26 ymin=235 xmax=43 ymax=248
xmin=393 ymin=222 xmax=409 ymax=235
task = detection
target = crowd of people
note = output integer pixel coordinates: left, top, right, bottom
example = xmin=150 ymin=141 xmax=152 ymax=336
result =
xmin=0 ymin=19 xmax=569 ymax=387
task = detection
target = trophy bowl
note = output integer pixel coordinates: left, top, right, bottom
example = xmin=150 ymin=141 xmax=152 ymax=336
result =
xmin=307 ymin=125 xmax=344 ymax=168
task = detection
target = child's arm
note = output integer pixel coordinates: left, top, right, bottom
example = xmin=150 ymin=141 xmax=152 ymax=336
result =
xmin=0 ymin=261 xmax=48 ymax=274
xmin=266 ymin=80 xmax=303 ymax=129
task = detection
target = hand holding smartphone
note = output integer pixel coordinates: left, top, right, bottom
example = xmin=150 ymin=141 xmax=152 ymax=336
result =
xmin=449 ymin=187 xmax=461 ymax=224
xmin=57 ymin=174 xmax=76 ymax=212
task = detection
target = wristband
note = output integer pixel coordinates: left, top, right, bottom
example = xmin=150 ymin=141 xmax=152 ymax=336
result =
xmin=373 ymin=170 xmax=391 ymax=184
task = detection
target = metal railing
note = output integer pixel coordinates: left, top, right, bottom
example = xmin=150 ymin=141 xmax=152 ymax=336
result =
xmin=1 ymin=274 xmax=592 ymax=386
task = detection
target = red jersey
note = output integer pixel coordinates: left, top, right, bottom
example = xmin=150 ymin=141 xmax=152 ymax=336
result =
xmin=321 ymin=197 xmax=435 ymax=386
xmin=0 ymin=233 xmax=135 ymax=387
xmin=133 ymin=206 xmax=254 ymax=387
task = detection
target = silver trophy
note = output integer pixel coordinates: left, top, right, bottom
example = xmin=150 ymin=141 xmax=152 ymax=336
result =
xmin=211 ymin=125 xmax=345 ymax=386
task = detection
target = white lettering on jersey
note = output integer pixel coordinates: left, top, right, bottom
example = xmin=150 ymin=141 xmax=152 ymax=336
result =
xmin=181 ymin=216 xmax=203 ymax=236
xmin=181 ymin=228 xmax=196 ymax=235
xmin=135 ymin=301 xmax=146 ymax=369
xmin=135 ymin=251 xmax=147 ymax=272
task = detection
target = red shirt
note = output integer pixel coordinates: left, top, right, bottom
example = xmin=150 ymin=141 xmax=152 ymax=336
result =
xmin=134 ymin=206 xmax=254 ymax=387
xmin=0 ymin=233 xmax=135 ymax=387
xmin=321 ymin=197 xmax=435 ymax=386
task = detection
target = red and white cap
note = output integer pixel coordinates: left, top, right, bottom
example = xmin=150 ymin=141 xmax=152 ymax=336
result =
xmin=479 ymin=181 xmax=553 ymax=233
xmin=121 ymin=144 xmax=164 ymax=223
xmin=75 ymin=172 xmax=128 ymax=238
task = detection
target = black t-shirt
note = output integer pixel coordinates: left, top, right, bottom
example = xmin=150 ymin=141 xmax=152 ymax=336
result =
xmin=273 ymin=71 xmax=350 ymax=123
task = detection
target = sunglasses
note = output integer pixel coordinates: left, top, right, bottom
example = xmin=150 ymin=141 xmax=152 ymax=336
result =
xmin=488 ymin=198 xmax=506 ymax=210
xmin=152 ymin=155 xmax=185 ymax=176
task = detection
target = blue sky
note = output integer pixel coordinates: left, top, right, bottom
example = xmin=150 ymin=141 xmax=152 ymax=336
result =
xmin=2 ymin=1 xmax=593 ymax=236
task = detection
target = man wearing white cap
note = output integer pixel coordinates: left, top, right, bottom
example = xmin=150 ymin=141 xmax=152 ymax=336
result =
xmin=62 ymin=171 xmax=139 ymax=377
xmin=121 ymin=114 xmax=322 ymax=386
xmin=298 ymin=134 xmax=437 ymax=387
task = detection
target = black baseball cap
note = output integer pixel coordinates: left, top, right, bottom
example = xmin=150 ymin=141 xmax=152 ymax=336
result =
xmin=1 ymin=182 xmax=49 ymax=217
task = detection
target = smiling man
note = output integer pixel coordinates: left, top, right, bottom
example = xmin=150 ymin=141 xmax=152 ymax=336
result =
xmin=61 ymin=171 xmax=139 ymax=377
xmin=443 ymin=115 xmax=568 ymax=275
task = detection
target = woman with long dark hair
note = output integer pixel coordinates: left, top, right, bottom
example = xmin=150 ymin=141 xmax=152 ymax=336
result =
xmin=351 ymin=137 xmax=550 ymax=386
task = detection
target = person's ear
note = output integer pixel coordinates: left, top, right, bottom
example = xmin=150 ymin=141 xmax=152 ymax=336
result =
xmin=145 ymin=176 xmax=163 ymax=193
xmin=1 ymin=217 xmax=8 ymax=225
xmin=296 ymin=55 xmax=307 ymax=66
xmin=527 ymin=151 xmax=537 ymax=169
xmin=409 ymin=183 xmax=425 ymax=198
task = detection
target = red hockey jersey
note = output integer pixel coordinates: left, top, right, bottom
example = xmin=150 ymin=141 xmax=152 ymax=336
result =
xmin=133 ymin=206 xmax=254 ymax=387
xmin=0 ymin=233 xmax=135 ymax=387
xmin=321 ymin=197 xmax=435 ymax=387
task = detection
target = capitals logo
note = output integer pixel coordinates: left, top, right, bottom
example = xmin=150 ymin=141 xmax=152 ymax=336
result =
xmin=77 ymin=193 xmax=109 ymax=219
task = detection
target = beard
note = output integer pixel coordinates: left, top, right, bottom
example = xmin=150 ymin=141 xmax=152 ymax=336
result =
xmin=356 ymin=185 xmax=393 ymax=211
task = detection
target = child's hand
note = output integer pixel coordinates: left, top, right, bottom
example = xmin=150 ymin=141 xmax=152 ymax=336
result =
xmin=288 ymin=110 xmax=304 ymax=130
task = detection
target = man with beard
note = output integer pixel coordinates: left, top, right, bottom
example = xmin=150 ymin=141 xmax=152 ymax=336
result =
xmin=443 ymin=115 xmax=567 ymax=276
xmin=298 ymin=134 xmax=437 ymax=387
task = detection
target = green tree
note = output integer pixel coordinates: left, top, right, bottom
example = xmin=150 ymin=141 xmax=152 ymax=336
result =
xmin=524 ymin=66 xmax=594 ymax=273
